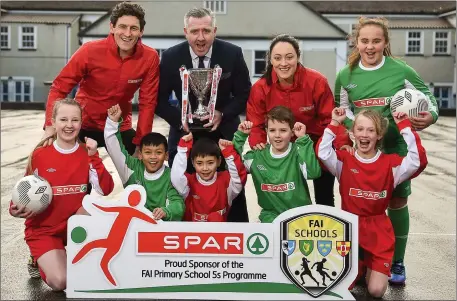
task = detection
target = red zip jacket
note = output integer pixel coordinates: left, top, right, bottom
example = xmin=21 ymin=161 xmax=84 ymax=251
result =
xmin=246 ymin=64 xmax=349 ymax=148
xmin=45 ymin=34 xmax=160 ymax=145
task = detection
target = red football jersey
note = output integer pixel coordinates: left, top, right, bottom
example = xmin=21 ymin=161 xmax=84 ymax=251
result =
xmin=10 ymin=142 xmax=114 ymax=236
xmin=317 ymin=121 xmax=427 ymax=216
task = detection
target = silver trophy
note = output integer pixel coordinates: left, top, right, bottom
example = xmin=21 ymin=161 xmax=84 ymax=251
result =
xmin=180 ymin=65 xmax=222 ymax=131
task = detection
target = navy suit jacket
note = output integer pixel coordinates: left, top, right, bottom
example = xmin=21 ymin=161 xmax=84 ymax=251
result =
xmin=155 ymin=39 xmax=251 ymax=140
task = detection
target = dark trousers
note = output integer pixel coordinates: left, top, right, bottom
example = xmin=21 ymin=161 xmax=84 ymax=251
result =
xmin=168 ymin=127 xmax=249 ymax=222
xmin=79 ymin=128 xmax=137 ymax=155
xmin=312 ymin=169 xmax=335 ymax=207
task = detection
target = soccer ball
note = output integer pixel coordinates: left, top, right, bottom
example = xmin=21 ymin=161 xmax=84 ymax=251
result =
xmin=12 ymin=175 xmax=52 ymax=214
xmin=295 ymin=270 xmax=300 ymax=275
xmin=332 ymin=271 xmax=337 ymax=277
xmin=390 ymin=88 xmax=429 ymax=117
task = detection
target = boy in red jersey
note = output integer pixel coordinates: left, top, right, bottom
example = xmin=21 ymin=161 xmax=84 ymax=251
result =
xmin=316 ymin=108 xmax=427 ymax=298
xmin=171 ymin=133 xmax=247 ymax=222
xmin=10 ymin=99 xmax=114 ymax=291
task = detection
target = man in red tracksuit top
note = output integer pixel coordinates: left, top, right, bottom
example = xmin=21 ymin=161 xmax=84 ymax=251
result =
xmin=42 ymin=2 xmax=159 ymax=157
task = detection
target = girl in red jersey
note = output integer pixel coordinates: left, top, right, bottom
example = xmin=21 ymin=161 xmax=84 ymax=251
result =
xmin=316 ymin=108 xmax=427 ymax=298
xmin=10 ymin=98 xmax=114 ymax=291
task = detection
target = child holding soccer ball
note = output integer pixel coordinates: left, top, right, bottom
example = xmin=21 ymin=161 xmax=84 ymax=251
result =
xmin=316 ymin=107 xmax=428 ymax=297
xmin=9 ymin=98 xmax=114 ymax=291
xmin=334 ymin=16 xmax=438 ymax=283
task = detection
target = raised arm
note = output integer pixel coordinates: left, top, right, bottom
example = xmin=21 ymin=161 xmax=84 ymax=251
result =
xmin=220 ymin=142 xmax=247 ymax=206
xmin=170 ymin=135 xmax=192 ymax=198
xmin=45 ymin=44 xmax=89 ymax=128
xmin=104 ymin=105 xmax=139 ymax=186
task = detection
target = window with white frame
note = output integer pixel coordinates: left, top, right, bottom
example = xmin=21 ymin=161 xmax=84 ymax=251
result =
xmin=254 ymin=50 xmax=267 ymax=77
xmin=434 ymin=32 xmax=450 ymax=54
xmin=406 ymin=31 xmax=422 ymax=54
xmin=19 ymin=26 xmax=37 ymax=49
xmin=434 ymin=86 xmax=452 ymax=109
xmin=203 ymin=0 xmax=227 ymax=14
xmin=0 ymin=77 xmax=33 ymax=102
xmin=1 ymin=26 xmax=10 ymax=49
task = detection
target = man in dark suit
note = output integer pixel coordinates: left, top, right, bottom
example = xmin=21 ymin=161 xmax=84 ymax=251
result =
xmin=155 ymin=7 xmax=251 ymax=222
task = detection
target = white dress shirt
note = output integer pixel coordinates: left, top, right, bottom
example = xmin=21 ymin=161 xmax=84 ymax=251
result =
xmin=189 ymin=46 xmax=213 ymax=68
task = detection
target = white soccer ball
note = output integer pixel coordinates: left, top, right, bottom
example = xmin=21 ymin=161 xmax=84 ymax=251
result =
xmin=390 ymin=88 xmax=429 ymax=117
xmin=12 ymin=175 xmax=52 ymax=214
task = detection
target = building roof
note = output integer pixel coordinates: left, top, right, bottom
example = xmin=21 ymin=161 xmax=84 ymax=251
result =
xmin=303 ymin=1 xmax=456 ymax=15
xmin=1 ymin=14 xmax=79 ymax=24
xmin=388 ymin=18 xmax=454 ymax=29
xmin=0 ymin=1 xmax=118 ymax=11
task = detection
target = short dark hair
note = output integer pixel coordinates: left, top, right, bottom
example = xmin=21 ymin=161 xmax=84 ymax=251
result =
xmin=110 ymin=2 xmax=146 ymax=31
xmin=190 ymin=138 xmax=221 ymax=161
xmin=140 ymin=133 xmax=168 ymax=151
xmin=266 ymin=106 xmax=295 ymax=129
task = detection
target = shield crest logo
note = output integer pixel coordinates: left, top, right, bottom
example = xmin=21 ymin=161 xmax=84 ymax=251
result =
xmin=336 ymin=241 xmax=351 ymax=257
xmin=282 ymin=240 xmax=296 ymax=256
xmin=317 ymin=240 xmax=332 ymax=257
xmin=280 ymin=212 xmax=353 ymax=298
xmin=299 ymin=240 xmax=313 ymax=256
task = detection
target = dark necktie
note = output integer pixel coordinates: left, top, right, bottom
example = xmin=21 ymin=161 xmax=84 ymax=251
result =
xmin=198 ymin=56 xmax=205 ymax=68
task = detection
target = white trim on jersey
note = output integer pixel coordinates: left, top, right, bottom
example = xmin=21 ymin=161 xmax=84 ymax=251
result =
xmin=317 ymin=128 xmax=344 ymax=180
xmin=225 ymin=154 xmax=243 ymax=206
xmin=104 ymin=117 xmax=134 ymax=185
xmin=392 ymin=126 xmax=422 ymax=188
xmin=171 ymin=146 xmax=190 ymax=200
xmin=88 ymin=163 xmax=104 ymax=195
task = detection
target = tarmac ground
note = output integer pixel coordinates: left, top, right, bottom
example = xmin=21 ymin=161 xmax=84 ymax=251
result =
xmin=1 ymin=110 xmax=456 ymax=300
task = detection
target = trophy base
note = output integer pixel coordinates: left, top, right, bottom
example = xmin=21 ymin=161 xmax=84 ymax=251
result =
xmin=188 ymin=118 xmax=211 ymax=132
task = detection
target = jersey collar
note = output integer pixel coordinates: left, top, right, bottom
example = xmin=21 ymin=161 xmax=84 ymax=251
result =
xmin=144 ymin=164 xmax=166 ymax=181
xmin=269 ymin=142 xmax=292 ymax=159
xmin=355 ymin=149 xmax=382 ymax=163
xmin=358 ymin=56 xmax=386 ymax=71
xmin=196 ymin=173 xmax=217 ymax=186
xmin=53 ymin=141 xmax=79 ymax=154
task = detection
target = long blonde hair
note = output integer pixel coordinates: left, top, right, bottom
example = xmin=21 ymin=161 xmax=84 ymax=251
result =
xmin=352 ymin=109 xmax=389 ymax=149
xmin=348 ymin=16 xmax=393 ymax=70
xmin=26 ymin=98 xmax=82 ymax=174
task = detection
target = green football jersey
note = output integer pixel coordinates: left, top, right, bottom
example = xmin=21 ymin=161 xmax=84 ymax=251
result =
xmin=335 ymin=56 xmax=438 ymax=150
xmin=233 ymin=131 xmax=321 ymax=223
xmin=104 ymin=118 xmax=184 ymax=221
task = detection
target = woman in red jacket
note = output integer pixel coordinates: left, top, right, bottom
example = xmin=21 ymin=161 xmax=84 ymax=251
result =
xmin=246 ymin=34 xmax=346 ymax=207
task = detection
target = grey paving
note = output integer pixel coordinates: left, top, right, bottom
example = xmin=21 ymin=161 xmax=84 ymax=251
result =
xmin=1 ymin=110 xmax=455 ymax=300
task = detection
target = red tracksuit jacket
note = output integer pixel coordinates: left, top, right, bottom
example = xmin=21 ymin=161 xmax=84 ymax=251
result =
xmin=246 ymin=64 xmax=349 ymax=148
xmin=46 ymin=34 xmax=160 ymax=145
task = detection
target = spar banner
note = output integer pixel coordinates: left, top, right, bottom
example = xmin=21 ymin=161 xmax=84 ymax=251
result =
xmin=67 ymin=185 xmax=358 ymax=300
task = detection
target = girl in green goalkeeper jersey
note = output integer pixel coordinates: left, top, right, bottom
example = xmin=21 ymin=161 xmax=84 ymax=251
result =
xmin=334 ymin=16 xmax=438 ymax=285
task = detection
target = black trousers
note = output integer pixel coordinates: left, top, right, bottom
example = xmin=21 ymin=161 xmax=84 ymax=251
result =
xmin=312 ymin=169 xmax=335 ymax=207
xmin=79 ymin=128 xmax=137 ymax=155
xmin=168 ymin=127 xmax=249 ymax=222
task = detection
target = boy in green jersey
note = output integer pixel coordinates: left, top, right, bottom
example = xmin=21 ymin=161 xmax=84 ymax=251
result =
xmin=104 ymin=104 xmax=184 ymax=221
xmin=233 ymin=106 xmax=321 ymax=223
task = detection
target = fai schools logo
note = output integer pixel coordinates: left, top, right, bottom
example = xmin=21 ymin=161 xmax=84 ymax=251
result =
xmin=280 ymin=212 xmax=352 ymax=298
